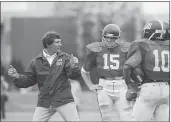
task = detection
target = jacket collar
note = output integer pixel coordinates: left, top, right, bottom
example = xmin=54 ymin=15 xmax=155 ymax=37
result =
xmin=35 ymin=50 xmax=65 ymax=59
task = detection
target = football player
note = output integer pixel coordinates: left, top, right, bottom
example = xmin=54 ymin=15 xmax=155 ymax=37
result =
xmin=81 ymin=24 xmax=132 ymax=121
xmin=123 ymin=20 xmax=169 ymax=121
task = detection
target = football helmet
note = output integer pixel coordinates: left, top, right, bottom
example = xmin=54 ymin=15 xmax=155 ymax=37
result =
xmin=102 ymin=24 xmax=121 ymax=48
xmin=163 ymin=21 xmax=170 ymax=40
xmin=142 ymin=20 xmax=166 ymax=40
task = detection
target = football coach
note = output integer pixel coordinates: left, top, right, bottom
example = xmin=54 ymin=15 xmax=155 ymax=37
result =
xmin=8 ymin=31 xmax=80 ymax=121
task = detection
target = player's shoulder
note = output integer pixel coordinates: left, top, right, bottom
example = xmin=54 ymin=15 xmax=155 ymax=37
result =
xmin=86 ymin=42 xmax=105 ymax=52
xmin=130 ymin=39 xmax=149 ymax=48
xmin=131 ymin=39 xmax=146 ymax=44
xmin=160 ymin=40 xmax=170 ymax=46
xmin=141 ymin=39 xmax=170 ymax=47
xmin=117 ymin=40 xmax=130 ymax=52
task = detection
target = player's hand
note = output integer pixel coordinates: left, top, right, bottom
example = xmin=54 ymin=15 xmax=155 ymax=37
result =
xmin=126 ymin=89 xmax=137 ymax=101
xmin=89 ymin=84 xmax=103 ymax=93
xmin=70 ymin=54 xmax=79 ymax=68
xmin=8 ymin=65 xmax=19 ymax=79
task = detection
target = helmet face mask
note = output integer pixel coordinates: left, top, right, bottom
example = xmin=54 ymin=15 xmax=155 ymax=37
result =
xmin=142 ymin=20 xmax=166 ymax=41
xmin=102 ymin=24 xmax=121 ymax=48
xmin=102 ymin=34 xmax=119 ymax=48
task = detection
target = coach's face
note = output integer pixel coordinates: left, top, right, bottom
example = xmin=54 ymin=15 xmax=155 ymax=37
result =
xmin=50 ymin=39 xmax=62 ymax=52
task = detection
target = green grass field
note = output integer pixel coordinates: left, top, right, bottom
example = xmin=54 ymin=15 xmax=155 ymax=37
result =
xmin=2 ymin=91 xmax=119 ymax=121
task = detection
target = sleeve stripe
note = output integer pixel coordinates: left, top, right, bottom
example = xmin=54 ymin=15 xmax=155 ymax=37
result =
xmin=81 ymin=67 xmax=90 ymax=74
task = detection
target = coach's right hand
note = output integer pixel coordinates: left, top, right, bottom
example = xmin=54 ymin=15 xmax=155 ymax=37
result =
xmin=89 ymin=84 xmax=103 ymax=93
xmin=8 ymin=65 xmax=19 ymax=79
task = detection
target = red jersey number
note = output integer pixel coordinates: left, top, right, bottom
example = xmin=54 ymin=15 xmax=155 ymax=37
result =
xmin=103 ymin=54 xmax=120 ymax=70
xmin=153 ymin=50 xmax=169 ymax=72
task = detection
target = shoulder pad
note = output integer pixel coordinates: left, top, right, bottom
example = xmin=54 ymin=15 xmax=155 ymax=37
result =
xmin=86 ymin=42 xmax=105 ymax=52
xmin=118 ymin=41 xmax=130 ymax=52
xmin=161 ymin=40 xmax=170 ymax=46
xmin=130 ymin=39 xmax=146 ymax=48
xmin=132 ymin=39 xmax=148 ymax=43
xmin=140 ymin=39 xmax=170 ymax=47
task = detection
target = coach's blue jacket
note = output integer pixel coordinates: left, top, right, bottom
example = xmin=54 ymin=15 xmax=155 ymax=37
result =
xmin=13 ymin=51 xmax=81 ymax=108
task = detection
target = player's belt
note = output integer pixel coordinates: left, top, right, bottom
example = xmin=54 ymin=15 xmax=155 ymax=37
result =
xmin=100 ymin=76 xmax=123 ymax=80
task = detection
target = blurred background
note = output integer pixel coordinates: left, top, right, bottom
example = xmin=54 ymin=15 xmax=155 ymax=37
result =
xmin=1 ymin=1 xmax=169 ymax=121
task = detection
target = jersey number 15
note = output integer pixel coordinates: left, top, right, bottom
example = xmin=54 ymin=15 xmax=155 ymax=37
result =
xmin=153 ymin=50 xmax=169 ymax=72
xmin=103 ymin=54 xmax=120 ymax=69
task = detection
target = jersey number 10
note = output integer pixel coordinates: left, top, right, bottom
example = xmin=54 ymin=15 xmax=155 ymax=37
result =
xmin=153 ymin=50 xmax=169 ymax=72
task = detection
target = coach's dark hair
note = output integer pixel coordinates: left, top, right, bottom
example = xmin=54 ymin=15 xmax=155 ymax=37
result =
xmin=42 ymin=31 xmax=61 ymax=48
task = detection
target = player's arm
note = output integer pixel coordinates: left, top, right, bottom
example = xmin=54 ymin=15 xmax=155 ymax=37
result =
xmin=81 ymin=46 xmax=96 ymax=88
xmin=81 ymin=67 xmax=102 ymax=91
xmin=123 ymin=42 xmax=142 ymax=88
xmin=81 ymin=45 xmax=102 ymax=91
xmin=9 ymin=60 xmax=37 ymax=88
xmin=81 ymin=67 xmax=93 ymax=88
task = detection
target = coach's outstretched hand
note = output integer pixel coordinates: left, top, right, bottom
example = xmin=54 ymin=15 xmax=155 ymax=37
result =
xmin=70 ymin=54 xmax=79 ymax=68
xmin=8 ymin=65 xmax=19 ymax=79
